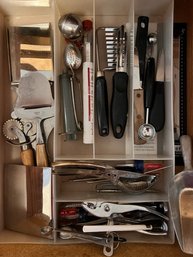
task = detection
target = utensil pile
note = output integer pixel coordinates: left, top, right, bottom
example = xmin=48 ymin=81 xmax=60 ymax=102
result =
xmin=41 ymin=200 xmax=169 ymax=256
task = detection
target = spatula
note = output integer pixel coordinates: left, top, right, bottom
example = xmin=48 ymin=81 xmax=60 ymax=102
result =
xmin=12 ymin=72 xmax=54 ymax=167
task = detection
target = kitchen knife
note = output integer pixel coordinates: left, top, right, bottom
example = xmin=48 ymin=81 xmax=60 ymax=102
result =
xmin=133 ymin=48 xmax=146 ymax=145
xmin=149 ymin=50 xmax=165 ymax=132
xmin=111 ymin=25 xmax=128 ymax=139
xmin=135 ymin=16 xmax=149 ymax=84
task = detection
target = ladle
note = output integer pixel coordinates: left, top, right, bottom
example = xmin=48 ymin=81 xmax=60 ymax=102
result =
xmin=64 ymin=43 xmax=82 ymax=130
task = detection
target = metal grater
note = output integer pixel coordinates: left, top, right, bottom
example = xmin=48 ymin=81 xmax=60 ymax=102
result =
xmin=105 ymin=27 xmax=118 ymax=69
xmin=97 ymin=26 xmax=126 ymax=71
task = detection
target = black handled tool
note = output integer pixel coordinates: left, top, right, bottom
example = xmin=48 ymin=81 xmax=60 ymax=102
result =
xmin=144 ymin=57 xmax=155 ymax=111
xmin=135 ymin=16 xmax=149 ymax=85
xmin=149 ymin=50 xmax=165 ymax=131
xmin=137 ymin=57 xmax=156 ymax=141
xmin=111 ymin=25 xmax=128 ymax=139
xmin=95 ymin=28 xmax=109 ymax=136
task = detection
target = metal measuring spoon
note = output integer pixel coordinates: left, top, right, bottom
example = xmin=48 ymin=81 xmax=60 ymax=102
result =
xmin=138 ymin=57 xmax=156 ymax=141
xmin=138 ymin=111 xmax=156 ymax=141
xmin=64 ymin=43 xmax=83 ymax=130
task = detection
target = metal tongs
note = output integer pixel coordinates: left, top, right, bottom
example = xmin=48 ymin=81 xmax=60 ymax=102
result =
xmin=52 ymin=161 xmax=158 ymax=194
xmin=82 ymin=201 xmax=169 ymax=220
xmin=82 ymin=201 xmax=169 ymax=236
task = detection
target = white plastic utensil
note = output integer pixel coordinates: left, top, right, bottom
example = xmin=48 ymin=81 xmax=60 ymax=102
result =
xmin=83 ymin=224 xmax=152 ymax=233
xmin=82 ymin=20 xmax=94 ymax=144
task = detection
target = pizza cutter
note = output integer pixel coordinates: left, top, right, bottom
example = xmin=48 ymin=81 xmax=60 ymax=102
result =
xmin=2 ymin=119 xmax=35 ymax=166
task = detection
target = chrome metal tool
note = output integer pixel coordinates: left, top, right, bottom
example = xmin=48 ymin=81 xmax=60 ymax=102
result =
xmin=82 ymin=201 xmax=169 ymax=220
xmin=52 ymin=161 xmax=157 ymax=194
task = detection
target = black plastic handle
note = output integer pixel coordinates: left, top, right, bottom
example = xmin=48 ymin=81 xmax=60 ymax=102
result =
xmin=144 ymin=57 xmax=155 ymax=109
xmin=95 ymin=76 xmax=109 ymax=136
xmin=135 ymin=16 xmax=149 ymax=84
xmin=111 ymin=71 xmax=128 ymax=139
xmin=149 ymin=81 xmax=165 ymax=132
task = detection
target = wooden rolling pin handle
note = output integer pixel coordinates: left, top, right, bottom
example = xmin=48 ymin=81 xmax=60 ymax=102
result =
xmin=20 ymin=148 xmax=35 ymax=166
xmin=36 ymin=143 xmax=49 ymax=167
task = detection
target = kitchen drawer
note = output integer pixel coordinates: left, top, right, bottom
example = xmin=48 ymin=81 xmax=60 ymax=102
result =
xmin=0 ymin=0 xmax=177 ymax=256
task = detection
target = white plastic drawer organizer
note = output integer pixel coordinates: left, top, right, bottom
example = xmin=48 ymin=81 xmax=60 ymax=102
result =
xmin=0 ymin=0 xmax=178 ymax=256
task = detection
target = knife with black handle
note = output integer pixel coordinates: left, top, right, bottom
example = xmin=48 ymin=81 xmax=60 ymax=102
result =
xmin=111 ymin=25 xmax=128 ymax=139
xmin=135 ymin=16 xmax=149 ymax=85
xmin=149 ymin=50 xmax=165 ymax=131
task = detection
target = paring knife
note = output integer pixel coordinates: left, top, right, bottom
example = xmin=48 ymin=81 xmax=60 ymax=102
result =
xmin=133 ymin=48 xmax=146 ymax=145
xmin=149 ymin=50 xmax=165 ymax=132
xmin=111 ymin=25 xmax=128 ymax=139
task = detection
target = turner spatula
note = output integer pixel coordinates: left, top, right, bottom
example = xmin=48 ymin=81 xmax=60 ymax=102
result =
xmin=12 ymin=72 xmax=54 ymax=167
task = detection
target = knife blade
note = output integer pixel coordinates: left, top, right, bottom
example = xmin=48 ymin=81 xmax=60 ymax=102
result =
xmin=149 ymin=50 xmax=165 ymax=132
